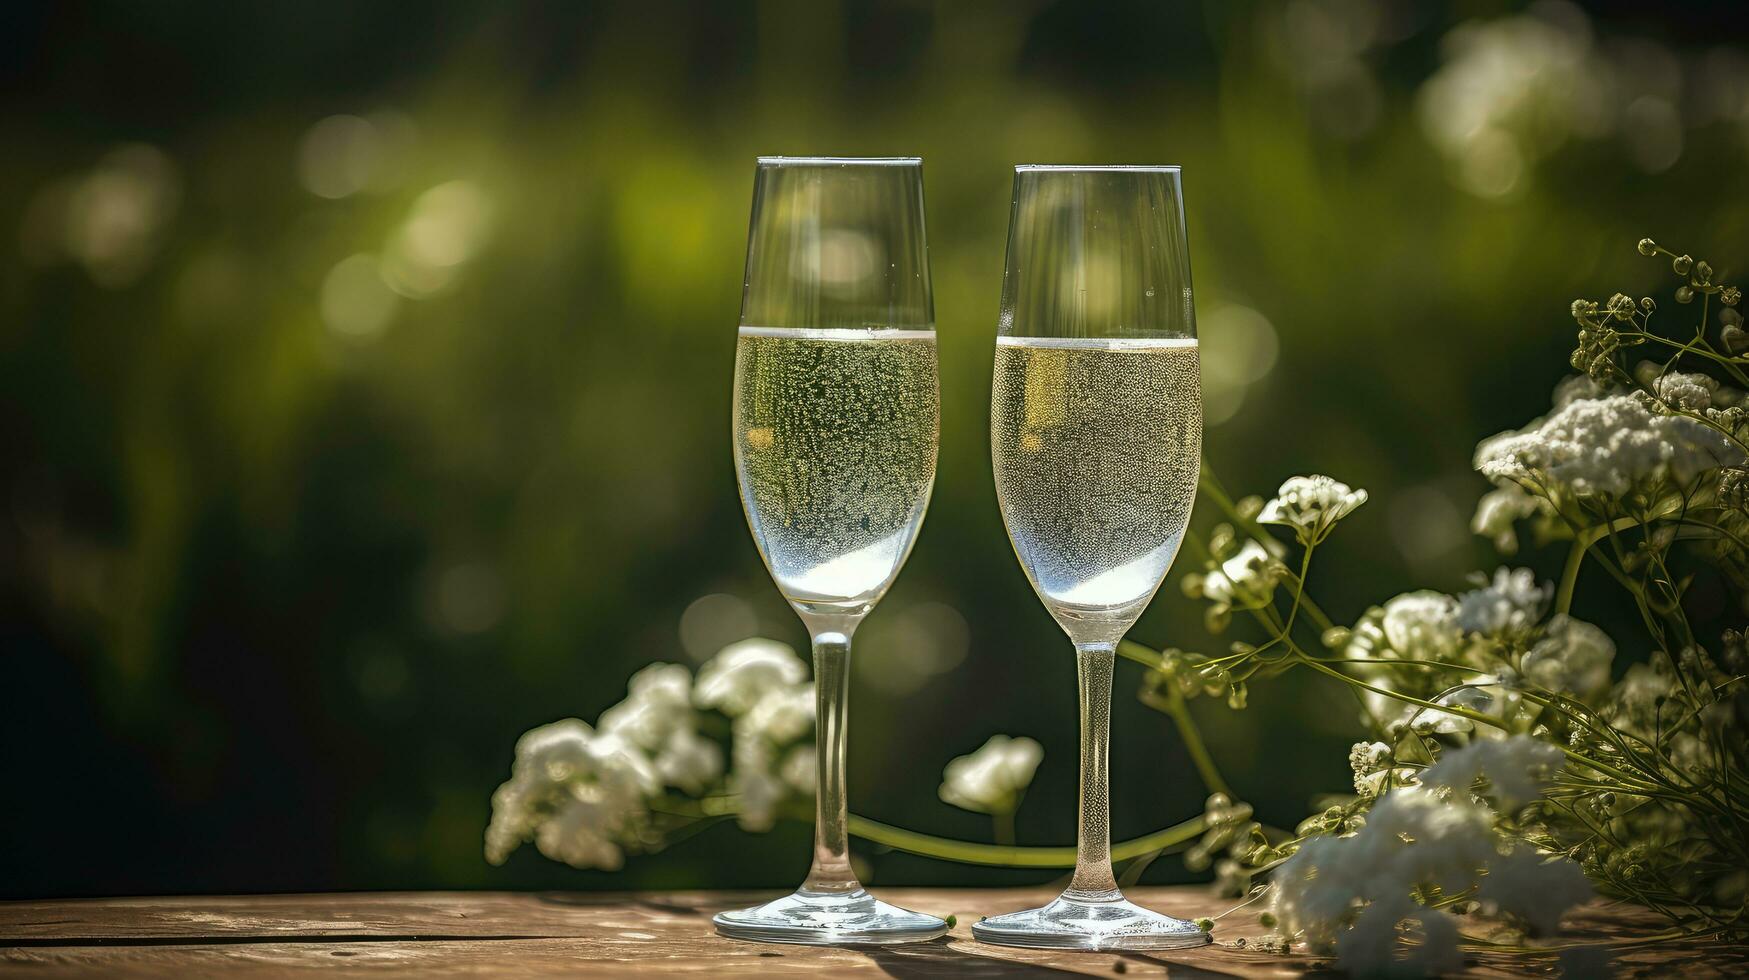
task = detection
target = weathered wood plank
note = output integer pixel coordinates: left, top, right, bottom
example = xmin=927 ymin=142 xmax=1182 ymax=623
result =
xmin=0 ymin=888 xmax=1740 ymax=977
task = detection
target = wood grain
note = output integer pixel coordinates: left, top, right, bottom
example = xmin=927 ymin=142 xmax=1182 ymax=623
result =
xmin=0 ymin=887 xmax=1740 ymax=976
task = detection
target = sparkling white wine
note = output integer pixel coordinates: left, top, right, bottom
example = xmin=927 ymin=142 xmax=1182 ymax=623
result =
xmin=733 ymin=326 xmax=939 ymax=612
xmin=991 ymin=336 xmax=1202 ymax=642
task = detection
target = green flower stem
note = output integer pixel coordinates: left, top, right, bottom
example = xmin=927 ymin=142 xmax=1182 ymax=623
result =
xmin=1125 ymin=647 xmax=1232 ymax=798
xmin=993 ymin=808 xmax=1016 ymax=848
xmin=1555 ymin=530 xmax=1594 ymax=617
xmin=1293 ymin=654 xmax=1664 ymax=794
xmin=846 ymin=813 xmax=1206 ymax=868
xmin=1199 ymin=464 xmax=1338 ymax=634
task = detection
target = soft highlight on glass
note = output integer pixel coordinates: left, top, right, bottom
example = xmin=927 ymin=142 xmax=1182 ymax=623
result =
xmin=716 ymin=157 xmax=947 ymax=945
xmin=977 ymin=165 xmax=1209 ymax=951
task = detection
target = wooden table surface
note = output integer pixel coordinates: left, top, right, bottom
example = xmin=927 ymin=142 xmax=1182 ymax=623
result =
xmin=1 ymin=886 xmax=1740 ymax=976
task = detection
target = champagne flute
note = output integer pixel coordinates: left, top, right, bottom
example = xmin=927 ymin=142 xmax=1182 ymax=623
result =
xmin=716 ymin=157 xmax=947 ymax=945
xmin=975 ymin=166 xmax=1209 ymax=950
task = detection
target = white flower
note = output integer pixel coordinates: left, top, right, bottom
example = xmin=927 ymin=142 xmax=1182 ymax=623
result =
xmin=1349 ymin=740 xmax=1417 ymax=798
xmin=1651 ymin=371 xmax=1720 ymax=413
xmin=598 ymin=662 xmax=694 ymax=751
xmin=729 ymin=761 xmax=788 ymax=833
xmin=694 ymin=638 xmax=808 ymax=717
xmin=939 ymin=735 xmax=1045 ymax=815
xmin=484 ymin=719 xmax=660 ymax=871
xmin=1475 ymin=393 xmax=1744 ymax=499
xmin=1471 ymin=483 xmax=1544 ymax=554
xmin=1479 ymin=847 xmax=1593 ymax=935
xmin=739 ymin=684 xmax=815 ymax=745
xmin=1456 ymin=567 xmax=1549 ymax=638
xmin=1522 ymin=615 xmax=1615 ymax=699
xmin=1381 ymin=591 xmax=1464 ymax=661
xmin=1337 ymin=896 xmax=1463 ymax=979
xmin=1258 ymin=475 xmax=1369 ymax=544
xmin=1201 ymin=540 xmax=1277 ymax=607
xmin=724 ymin=681 xmax=815 ymax=832
xmin=1420 ymin=734 xmax=1563 ymax=810
xmin=652 ymin=725 xmax=723 ymax=795
xmin=780 ymin=745 xmax=816 ymax=793
xmin=1272 ymin=788 xmax=1494 ymax=963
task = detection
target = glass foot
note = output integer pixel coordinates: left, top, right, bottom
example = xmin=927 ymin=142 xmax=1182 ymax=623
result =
xmin=713 ymin=888 xmax=949 ymax=945
xmin=972 ymin=891 xmax=1210 ymax=951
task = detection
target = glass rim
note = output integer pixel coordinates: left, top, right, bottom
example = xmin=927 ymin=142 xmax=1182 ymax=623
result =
xmin=756 ymin=155 xmax=922 ymax=167
xmin=1014 ymin=164 xmax=1181 ymax=173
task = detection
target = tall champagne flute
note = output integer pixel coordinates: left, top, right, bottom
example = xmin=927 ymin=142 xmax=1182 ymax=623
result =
xmin=975 ymin=166 xmax=1209 ymax=950
xmin=716 ymin=157 xmax=948 ymax=945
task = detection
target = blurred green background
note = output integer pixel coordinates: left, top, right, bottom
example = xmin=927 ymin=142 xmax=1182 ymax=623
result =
xmin=5 ymin=0 xmax=1749 ymax=898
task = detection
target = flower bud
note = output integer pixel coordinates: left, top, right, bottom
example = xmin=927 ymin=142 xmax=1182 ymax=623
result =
xmin=1640 ymin=296 xmax=1656 ymax=312
xmin=1637 ymin=237 xmax=1657 ymax=256
xmin=1208 ymin=523 xmax=1235 ymax=558
xmin=1235 ymin=495 xmax=1264 ymax=521
xmin=1723 ymin=324 xmax=1749 ymax=355
xmin=1321 ymin=626 xmax=1351 ymax=648
xmin=1694 ymin=260 xmax=1714 ymax=284
xmin=1673 ymin=254 xmax=1694 ymax=276
xmin=1676 ymin=285 xmax=1694 ymax=304
xmin=1721 ymin=308 xmax=1743 ymax=329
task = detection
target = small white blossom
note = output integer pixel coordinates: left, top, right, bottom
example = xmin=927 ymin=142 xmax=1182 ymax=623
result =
xmin=1651 ymin=371 xmax=1720 ymax=413
xmin=1475 ymin=392 xmax=1744 ymax=498
xmin=780 ymin=745 xmax=816 ymax=793
xmin=1201 ymin=540 xmax=1277 ymax=607
xmin=1349 ymin=740 xmax=1417 ymax=798
xmin=1456 ymin=567 xmax=1549 ymax=638
xmin=484 ymin=719 xmax=660 ymax=871
xmin=1420 ymin=734 xmax=1563 ymax=810
xmin=739 ymin=683 xmax=816 ymax=745
xmin=597 ymin=662 xmax=694 ymax=751
xmin=1271 ymin=774 xmax=1588 ymax=976
xmin=1471 ymin=483 xmax=1544 ymax=554
xmin=652 ymin=725 xmax=724 ymax=795
xmin=727 ymin=745 xmax=790 ymax=829
xmin=1381 ymin=591 xmax=1465 ymax=662
xmin=1272 ymin=788 xmax=1493 ymax=966
xmin=694 ymin=638 xmax=808 ymax=717
xmin=725 ymin=681 xmax=815 ymax=831
xmin=939 ymin=735 xmax=1044 ymax=815
xmin=1337 ymin=896 xmax=1463 ymax=979
xmin=1522 ymin=615 xmax=1616 ymax=699
xmin=1258 ymin=475 xmax=1369 ymax=544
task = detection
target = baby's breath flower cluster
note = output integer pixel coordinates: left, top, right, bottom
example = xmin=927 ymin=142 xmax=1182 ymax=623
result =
xmin=1272 ymin=738 xmax=1591 ymax=975
xmin=1123 ymin=239 xmax=1749 ymax=973
xmin=485 ymin=639 xmax=810 ymax=869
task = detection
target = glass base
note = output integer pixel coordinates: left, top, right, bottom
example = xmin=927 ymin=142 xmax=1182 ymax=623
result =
xmin=713 ymin=888 xmax=949 ymax=946
xmin=971 ymin=892 xmax=1210 ymax=951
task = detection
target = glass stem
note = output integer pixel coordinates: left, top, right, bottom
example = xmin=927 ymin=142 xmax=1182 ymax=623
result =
xmin=801 ymin=629 xmax=860 ymax=895
xmin=1066 ymin=641 xmax=1121 ymax=901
